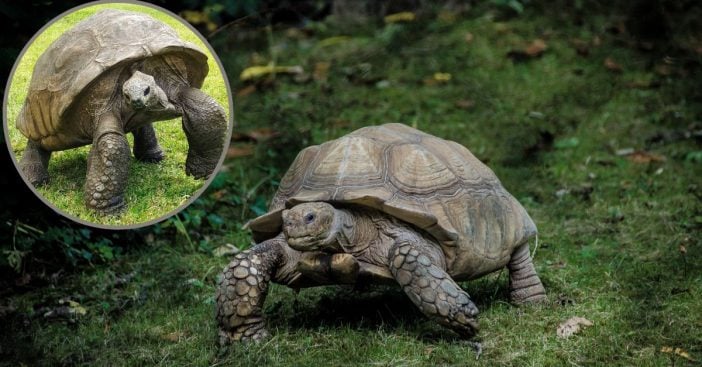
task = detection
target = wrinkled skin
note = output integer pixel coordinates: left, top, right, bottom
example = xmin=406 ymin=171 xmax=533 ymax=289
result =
xmin=20 ymin=65 xmax=227 ymax=215
xmin=216 ymin=202 xmax=546 ymax=343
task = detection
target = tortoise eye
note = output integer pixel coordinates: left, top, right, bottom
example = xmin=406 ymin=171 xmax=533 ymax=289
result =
xmin=143 ymin=86 xmax=150 ymax=96
xmin=304 ymin=213 xmax=315 ymax=224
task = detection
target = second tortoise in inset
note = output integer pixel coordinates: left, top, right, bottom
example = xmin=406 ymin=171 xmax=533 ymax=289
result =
xmin=15 ymin=9 xmax=228 ymax=215
xmin=216 ymin=123 xmax=546 ymax=343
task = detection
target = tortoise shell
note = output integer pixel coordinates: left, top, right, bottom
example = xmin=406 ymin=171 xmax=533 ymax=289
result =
xmin=16 ymin=9 xmax=208 ymax=141
xmin=248 ymin=123 xmax=537 ymax=279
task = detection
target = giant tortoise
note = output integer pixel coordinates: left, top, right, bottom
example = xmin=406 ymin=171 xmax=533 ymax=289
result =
xmin=15 ymin=9 xmax=228 ymax=214
xmin=216 ymin=123 xmax=546 ymax=342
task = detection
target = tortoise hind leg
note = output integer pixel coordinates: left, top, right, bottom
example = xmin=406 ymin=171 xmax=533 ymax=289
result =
xmin=85 ymin=125 xmax=130 ymax=215
xmin=19 ymin=139 xmax=51 ymax=186
xmin=388 ymin=238 xmax=480 ymax=338
xmin=132 ymin=124 xmax=164 ymax=163
xmin=508 ymin=243 xmax=547 ymax=304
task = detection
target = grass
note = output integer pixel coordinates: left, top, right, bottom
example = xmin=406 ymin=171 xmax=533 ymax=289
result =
xmin=4 ymin=3 xmax=231 ymax=227
xmin=2 ymin=3 xmax=701 ymax=366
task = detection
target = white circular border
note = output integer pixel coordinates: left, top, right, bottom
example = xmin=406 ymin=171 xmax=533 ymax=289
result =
xmin=2 ymin=0 xmax=235 ymax=230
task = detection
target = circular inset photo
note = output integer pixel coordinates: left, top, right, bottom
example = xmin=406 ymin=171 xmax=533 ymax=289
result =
xmin=4 ymin=1 xmax=233 ymax=229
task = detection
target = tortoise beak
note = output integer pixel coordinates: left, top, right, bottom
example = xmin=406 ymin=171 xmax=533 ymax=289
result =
xmin=130 ymin=99 xmax=145 ymax=110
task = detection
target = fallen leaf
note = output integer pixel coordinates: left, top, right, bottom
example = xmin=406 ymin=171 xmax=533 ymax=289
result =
xmin=434 ymin=72 xmax=452 ymax=82
xmin=464 ymin=32 xmax=474 ymax=43
xmin=615 ymin=147 xmax=635 ymax=156
xmin=162 ymin=331 xmax=187 ymax=342
xmin=626 ymin=150 xmax=666 ymax=164
xmin=284 ymin=28 xmax=306 ymax=39
xmin=15 ymin=273 xmax=31 ymax=286
xmin=507 ymin=39 xmax=547 ymax=61
xmin=213 ymin=244 xmax=240 ymax=257
xmin=246 ymin=128 xmax=280 ymax=141
xmin=317 ymin=36 xmax=351 ymax=48
xmin=384 ymin=12 xmax=416 ymax=24
xmin=654 ymin=64 xmax=673 ymax=76
xmin=210 ymin=189 xmax=227 ymax=200
xmin=525 ymin=39 xmax=547 ymax=57
xmin=455 ymin=99 xmax=475 ymax=109
xmin=604 ymin=57 xmax=623 ymax=72
xmin=240 ymin=64 xmax=304 ymax=81
xmin=571 ymin=38 xmax=589 ymax=56
xmin=227 ymin=145 xmax=255 ymax=158
xmin=592 ymin=35 xmax=602 ymax=47
xmin=66 ymin=300 xmax=87 ymax=316
xmin=557 ymin=316 xmax=593 ymax=338
xmin=313 ymin=62 xmax=331 ymax=82
xmin=660 ymin=346 xmax=694 ymax=361
xmin=236 ymin=84 xmax=257 ymax=97
xmin=437 ymin=10 xmax=456 ymax=23
xmin=679 ymin=244 xmax=687 ymax=254
xmin=232 ymin=128 xmax=279 ymax=143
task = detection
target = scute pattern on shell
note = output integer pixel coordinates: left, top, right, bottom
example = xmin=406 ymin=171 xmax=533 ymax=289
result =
xmin=16 ymin=9 xmax=208 ymax=141
xmin=248 ymin=123 xmax=537 ymax=279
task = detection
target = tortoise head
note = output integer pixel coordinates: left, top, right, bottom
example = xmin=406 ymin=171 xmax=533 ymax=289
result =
xmin=282 ymin=202 xmax=342 ymax=252
xmin=122 ymin=71 xmax=170 ymax=111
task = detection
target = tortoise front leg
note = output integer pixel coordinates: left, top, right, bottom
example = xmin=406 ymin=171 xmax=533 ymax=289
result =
xmin=216 ymin=235 xmax=303 ymax=344
xmin=508 ymin=243 xmax=547 ymax=304
xmin=177 ymin=87 xmax=227 ymax=179
xmin=132 ymin=124 xmax=164 ymax=163
xmin=85 ymin=129 xmax=130 ymax=215
xmin=388 ymin=239 xmax=480 ymax=338
xmin=19 ymin=139 xmax=51 ymax=186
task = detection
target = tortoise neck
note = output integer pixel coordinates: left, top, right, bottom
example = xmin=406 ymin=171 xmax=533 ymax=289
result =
xmin=335 ymin=207 xmax=383 ymax=258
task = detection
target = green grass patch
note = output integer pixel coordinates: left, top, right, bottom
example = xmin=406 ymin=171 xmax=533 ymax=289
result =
xmin=2 ymin=4 xmax=701 ymax=366
xmin=4 ymin=3 xmax=231 ymax=227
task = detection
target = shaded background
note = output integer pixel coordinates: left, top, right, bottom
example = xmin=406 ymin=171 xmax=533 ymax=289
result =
xmin=1 ymin=0 xmax=699 ymax=287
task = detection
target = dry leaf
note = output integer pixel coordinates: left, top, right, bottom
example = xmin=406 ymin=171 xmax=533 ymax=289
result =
xmin=455 ymin=99 xmax=475 ymax=109
xmin=162 ymin=331 xmax=187 ymax=342
xmin=317 ymin=36 xmax=350 ymax=48
xmin=592 ymin=36 xmax=602 ymax=47
xmin=464 ymin=32 xmax=474 ymax=43
xmin=240 ymin=64 xmax=303 ymax=81
xmin=227 ymin=145 xmax=255 ymax=158
xmin=679 ymin=244 xmax=687 ymax=254
xmin=232 ymin=128 xmax=280 ymax=142
xmin=557 ymin=316 xmax=593 ymax=338
xmin=236 ymin=84 xmax=257 ymax=97
xmin=604 ymin=57 xmax=623 ymax=72
xmin=437 ymin=11 xmax=456 ymax=23
xmin=246 ymin=128 xmax=280 ymax=141
xmin=434 ymin=72 xmax=452 ymax=82
xmin=660 ymin=346 xmax=694 ymax=361
xmin=525 ymin=39 xmax=547 ymax=57
xmin=626 ymin=150 xmax=666 ymax=164
xmin=210 ymin=189 xmax=227 ymax=200
xmin=384 ymin=12 xmax=416 ymax=24
xmin=313 ymin=62 xmax=331 ymax=82
xmin=507 ymin=39 xmax=547 ymax=61
xmin=213 ymin=244 xmax=240 ymax=257
xmin=571 ymin=38 xmax=589 ymax=56
xmin=15 ymin=273 xmax=31 ymax=286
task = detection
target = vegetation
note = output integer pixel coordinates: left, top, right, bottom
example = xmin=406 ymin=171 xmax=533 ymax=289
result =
xmin=1 ymin=1 xmax=701 ymax=366
xmin=5 ymin=3 xmax=231 ymax=226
